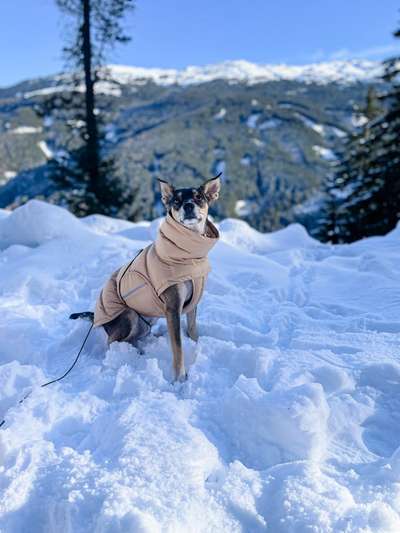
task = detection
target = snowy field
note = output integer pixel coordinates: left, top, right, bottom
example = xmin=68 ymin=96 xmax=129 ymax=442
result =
xmin=1 ymin=200 xmax=400 ymax=532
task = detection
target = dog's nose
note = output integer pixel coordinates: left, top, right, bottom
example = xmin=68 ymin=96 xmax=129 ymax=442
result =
xmin=183 ymin=202 xmax=194 ymax=215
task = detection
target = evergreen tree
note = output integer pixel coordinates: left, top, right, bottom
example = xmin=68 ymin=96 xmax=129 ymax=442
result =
xmin=314 ymin=173 xmax=341 ymax=243
xmin=317 ymin=24 xmax=400 ymax=243
xmin=37 ymin=0 xmax=134 ymax=215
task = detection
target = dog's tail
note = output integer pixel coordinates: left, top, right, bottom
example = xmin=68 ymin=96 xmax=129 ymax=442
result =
xmin=69 ymin=311 xmax=94 ymax=322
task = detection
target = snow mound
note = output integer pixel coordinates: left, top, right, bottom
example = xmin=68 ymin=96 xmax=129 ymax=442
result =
xmin=82 ymin=213 xmax=137 ymax=234
xmin=1 ymin=201 xmax=400 ymax=531
xmin=214 ymin=377 xmax=329 ymax=469
xmin=0 ymin=200 xmax=89 ymax=248
xmin=219 ymin=218 xmax=319 ymax=254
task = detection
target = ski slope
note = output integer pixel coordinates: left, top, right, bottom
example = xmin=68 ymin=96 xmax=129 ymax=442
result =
xmin=1 ymin=200 xmax=400 ymax=532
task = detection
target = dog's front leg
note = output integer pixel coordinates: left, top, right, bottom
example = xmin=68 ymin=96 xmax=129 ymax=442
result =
xmin=165 ymin=309 xmax=186 ymax=382
xmin=186 ymin=306 xmax=199 ymax=342
xmin=163 ymin=285 xmax=187 ymax=382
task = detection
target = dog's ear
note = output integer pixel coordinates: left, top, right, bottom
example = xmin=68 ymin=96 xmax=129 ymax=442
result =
xmin=158 ymin=179 xmax=174 ymax=206
xmin=201 ymin=173 xmax=221 ymax=203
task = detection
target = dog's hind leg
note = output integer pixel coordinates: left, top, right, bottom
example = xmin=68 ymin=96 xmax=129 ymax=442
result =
xmin=103 ymin=309 xmax=149 ymax=347
xmin=186 ymin=306 xmax=199 ymax=342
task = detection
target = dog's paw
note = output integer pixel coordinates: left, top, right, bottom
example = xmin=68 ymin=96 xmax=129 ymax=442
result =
xmin=172 ymin=369 xmax=188 ymax=384
xmin=186 ymin=330 xmax=199 ymax=342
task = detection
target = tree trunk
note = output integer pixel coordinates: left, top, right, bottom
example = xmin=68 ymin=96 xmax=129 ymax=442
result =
xmin=82 ymin=0 xmax=100 ymax=202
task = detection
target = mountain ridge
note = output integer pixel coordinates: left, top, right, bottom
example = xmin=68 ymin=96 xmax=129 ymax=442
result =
xmin=0 ymin=58 xmax=382 ymax=93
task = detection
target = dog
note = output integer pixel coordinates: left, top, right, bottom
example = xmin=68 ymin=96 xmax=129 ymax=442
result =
xmin=71 ymin=174 xmax=221 ymax=382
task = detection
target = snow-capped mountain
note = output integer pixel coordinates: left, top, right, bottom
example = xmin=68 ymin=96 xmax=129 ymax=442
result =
xmin=104 ymin=59 xmax=382 ymax=86
xmin=15 ymin=59 xmax=382 ymax=98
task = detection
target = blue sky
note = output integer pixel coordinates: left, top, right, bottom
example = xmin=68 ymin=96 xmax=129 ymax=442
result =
xmin=1 ymin=0 xmax=400 ymax=86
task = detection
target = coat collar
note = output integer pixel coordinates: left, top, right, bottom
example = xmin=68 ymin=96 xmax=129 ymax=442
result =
xmin=155 ymin=213 xmax=219 ymax=264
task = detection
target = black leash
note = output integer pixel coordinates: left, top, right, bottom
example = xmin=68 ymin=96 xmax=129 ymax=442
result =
xmin=0 ymin=322 xmax=93 ymax=429
xmin=1 ymin=247 xmax=152 ymax=429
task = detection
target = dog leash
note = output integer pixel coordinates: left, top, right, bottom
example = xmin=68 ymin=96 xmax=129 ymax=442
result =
xmin=0 ymin=322 xmax=93 ymax=429
xmin=1 ymin=248 xmax=153 ymax=429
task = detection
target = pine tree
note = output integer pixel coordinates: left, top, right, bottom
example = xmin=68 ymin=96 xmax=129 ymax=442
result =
xmin=314 ymin=173 xmax=341 ymax=243
xmin=38 ymin=0 xmax=134 ymax=215
xmin=317 ymin=24 xmax=400 ymax=243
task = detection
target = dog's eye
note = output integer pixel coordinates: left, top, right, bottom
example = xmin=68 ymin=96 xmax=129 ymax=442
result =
xmin=194 ymin=193 xmax=204 ymax=204
xmin=172 ymin=199 xmax=181 ymax=209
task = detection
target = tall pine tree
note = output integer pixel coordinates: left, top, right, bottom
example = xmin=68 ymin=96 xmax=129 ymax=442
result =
xmin=37 ymin=0 xmax=134 ymax=215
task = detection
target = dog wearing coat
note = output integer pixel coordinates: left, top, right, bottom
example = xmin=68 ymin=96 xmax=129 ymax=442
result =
xmin=75 ymin=175 xmax=221 ymax=382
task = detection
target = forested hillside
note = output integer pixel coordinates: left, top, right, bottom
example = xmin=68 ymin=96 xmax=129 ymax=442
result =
xmin=0 ymin=61 xmax=379 ymax=232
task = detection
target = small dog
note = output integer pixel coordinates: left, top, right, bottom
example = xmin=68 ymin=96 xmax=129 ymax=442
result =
xmin=154 ymin=175 xmax=220 ymax=380
xmin=71 ymin=174 xmax=221 ymax=382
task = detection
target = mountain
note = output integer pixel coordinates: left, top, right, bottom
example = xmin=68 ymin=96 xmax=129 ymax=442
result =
xmin=0 ymin=60 xmax=381 ymax=232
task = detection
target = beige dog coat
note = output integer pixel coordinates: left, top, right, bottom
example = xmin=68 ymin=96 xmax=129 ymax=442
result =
xmin=94 ymin=214 xmax=219 ymax=327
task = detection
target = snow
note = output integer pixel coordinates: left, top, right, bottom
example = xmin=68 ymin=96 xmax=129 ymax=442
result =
xmin=234 ymin=200 xmax=251 ymax=216
xmin=313 ymin=145 xmax=337 ymax=161
xmin=214 ymin=108 xmax=227 ymax=120
xmin=246 ymin=113 xmax=261 ymax=128
xmin=219 ymin=218 xmax=318 ymax=254
xmin=352 ymin=113 xmax=369 ymax=128
xmin=240 ymin=155 xmax=252 ymax=166
xmin=3 ymin=171 xmax=16 ymax=180
xmin=331 ymin=126 xmax=347 ymax=138
xmin=2 ymin=200 xmax=400 ymax=531
xmin=37 ymin=140 xmax=53 ymax=159
xmin=24 ymin=81 xmax=121 ymax=100
xmin=9 ymin=126 xmax=42 ymax=135
xmin=259 ymin=118 xmax=282 ymax=130
xmin=24 ymin=85 xmax=73 ymax=99
xmin=295 ymin=113 xmax=347 ymax=139
xmin=20 ymin=60 xmax=382 ymax=101
xmin=104 ymin=60 xmax=381 ymax=86
xmin=252 ymin=138 xmax=265 ymax=147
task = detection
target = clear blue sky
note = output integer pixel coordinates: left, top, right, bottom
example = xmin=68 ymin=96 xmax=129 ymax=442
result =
xmin=1 ymin=0 xmax=400 ymax=87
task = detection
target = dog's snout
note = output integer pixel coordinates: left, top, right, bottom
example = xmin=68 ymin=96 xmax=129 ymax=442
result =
xmin=183 ymin=202 xmax=194 ymax=215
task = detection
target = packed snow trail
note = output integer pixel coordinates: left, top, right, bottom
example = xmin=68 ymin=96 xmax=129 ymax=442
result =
xmin=1 ymin=200 xmax=400 ymax=532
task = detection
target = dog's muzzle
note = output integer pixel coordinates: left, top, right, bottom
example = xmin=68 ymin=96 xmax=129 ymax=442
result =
xmin=183 ymin=202 xmax=198 ymax=220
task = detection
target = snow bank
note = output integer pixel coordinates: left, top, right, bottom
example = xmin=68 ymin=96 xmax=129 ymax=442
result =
xmin=0 ymin=200 xmax=89 ymax=248
xmin=1 ymin=200 xmax=400 ymax=531
xmin=214 ymin=377 xmax=329 ymax=469
xmin=219 ymin=218 xmax=319 ymax=254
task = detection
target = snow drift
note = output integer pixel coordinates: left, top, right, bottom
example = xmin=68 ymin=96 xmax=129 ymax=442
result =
xmin=1 ymin=200 xmax=400 ymax=532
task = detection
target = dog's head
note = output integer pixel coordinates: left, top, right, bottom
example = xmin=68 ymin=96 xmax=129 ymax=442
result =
xmin=158 ymin=174 xmax=221 ymax=233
